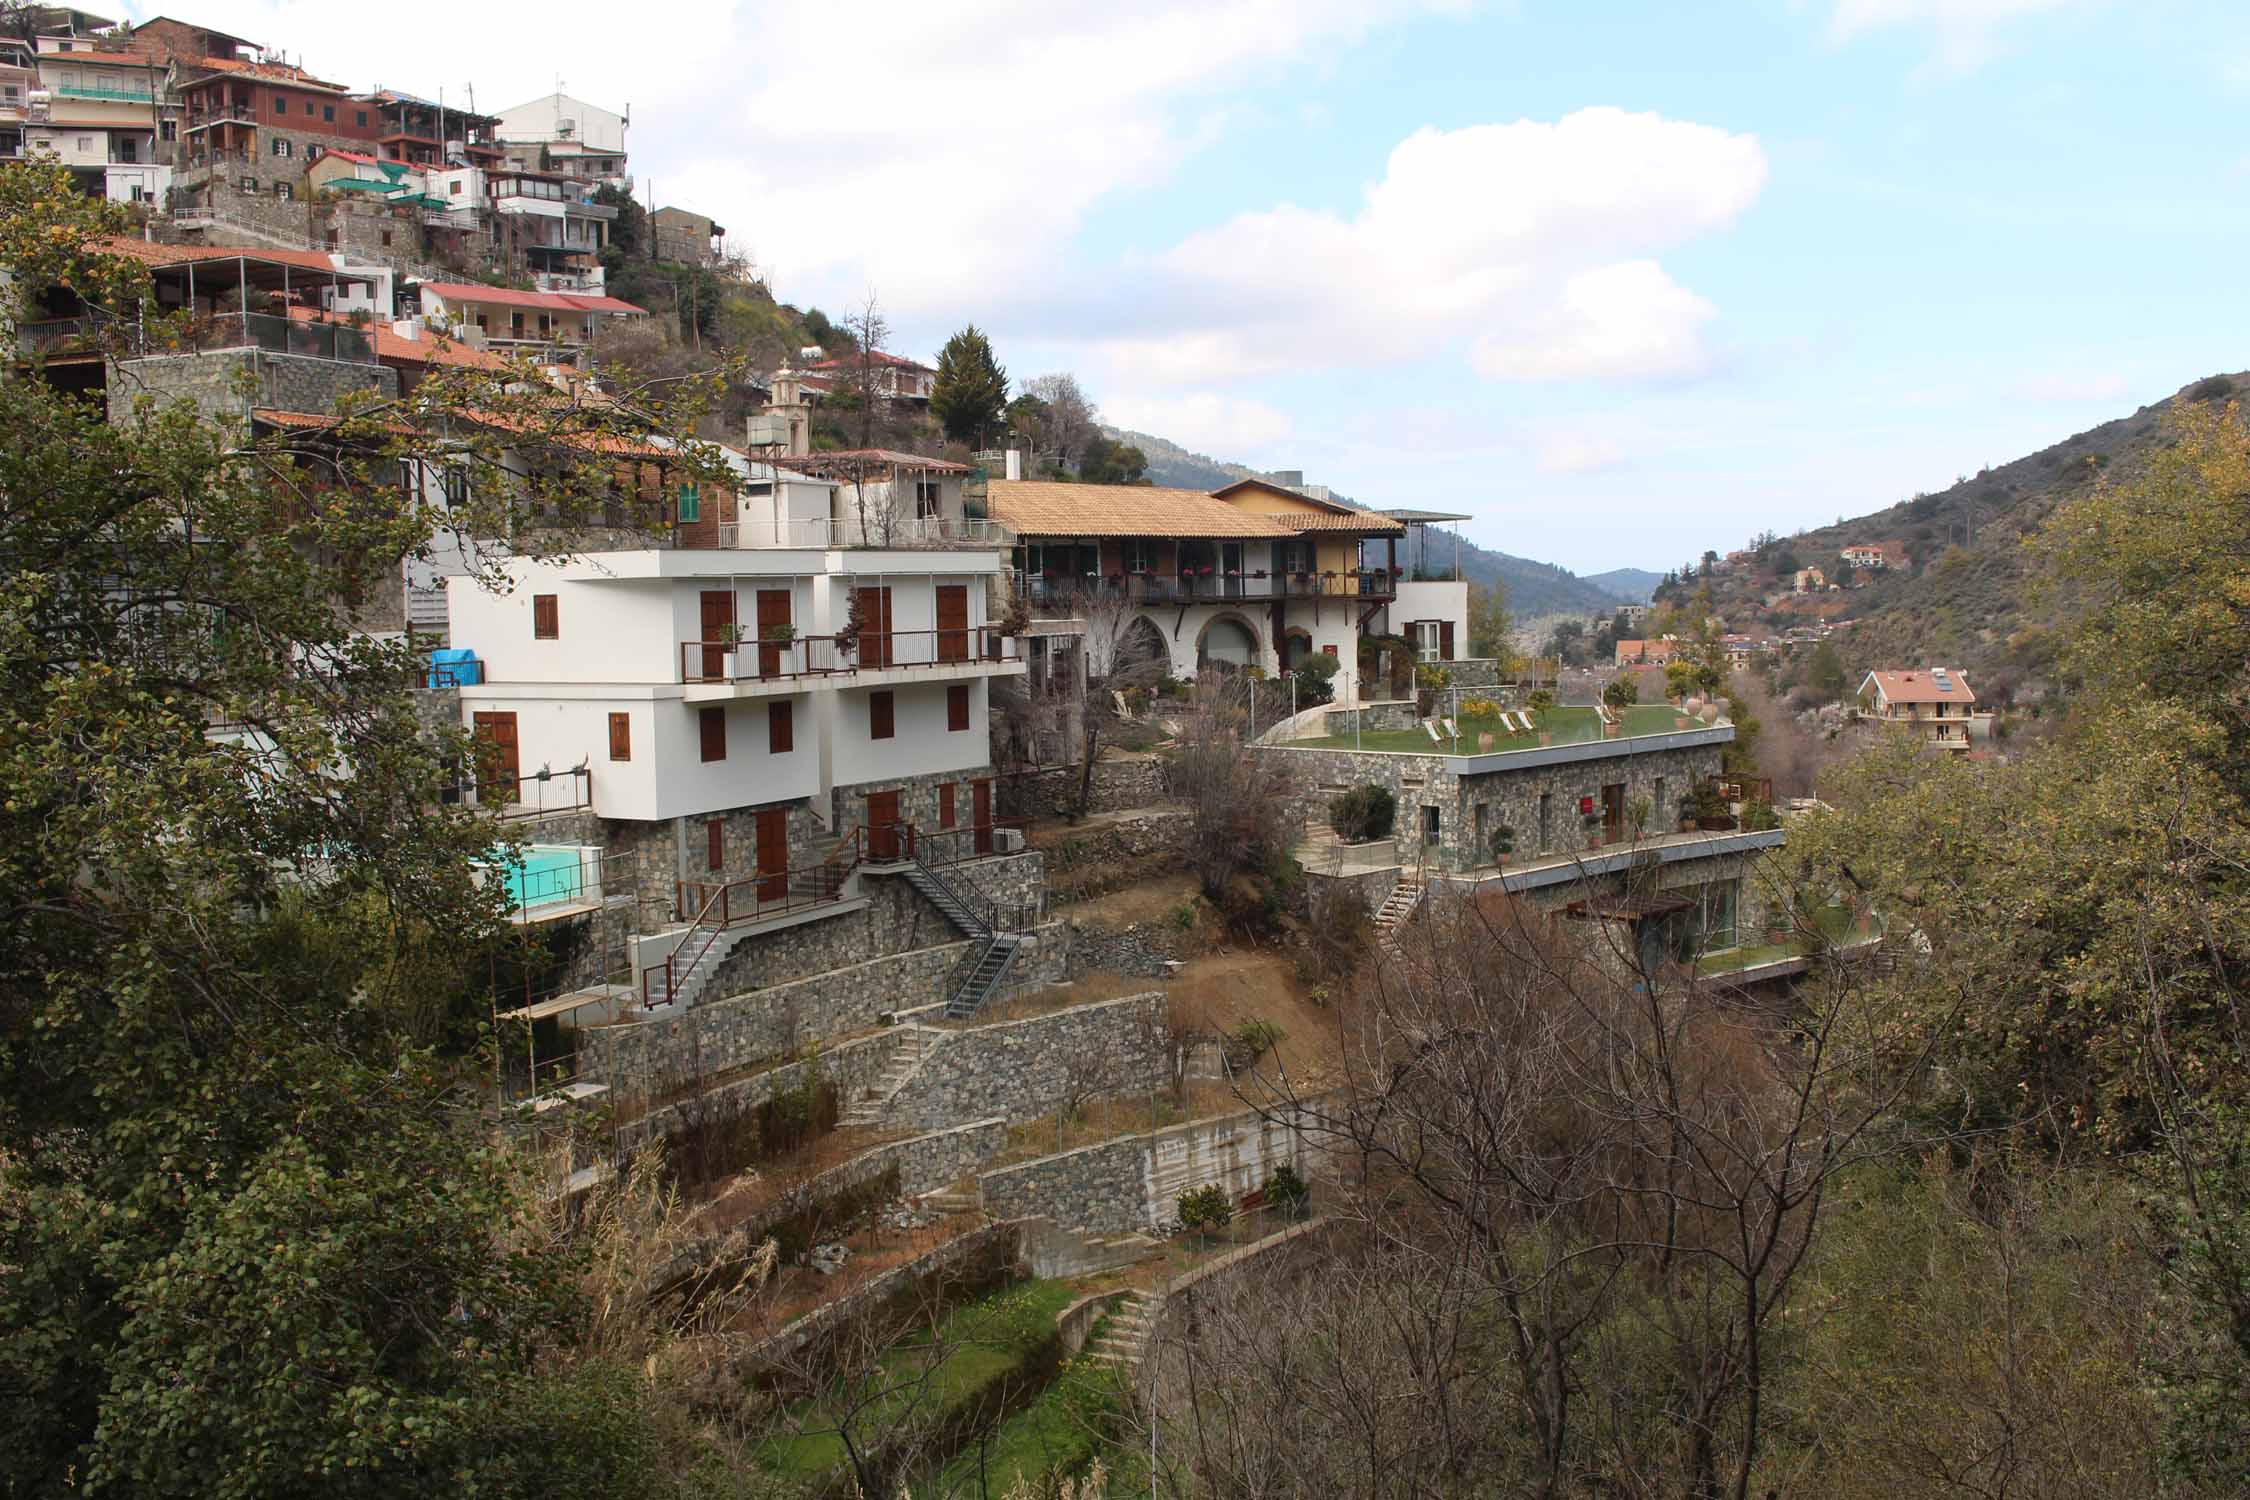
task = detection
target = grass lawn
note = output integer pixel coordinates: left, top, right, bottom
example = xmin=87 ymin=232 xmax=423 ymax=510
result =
xmin=930 ymin=1347 xmax=1130 ymax=1496
xmin=1695 ymin=905 xmax=1884 ymax=977
xmin=1293 ymin=704 xmax=1698 ymax=755
xmin=756 ymin=1279 xmax=1081 ymax=1482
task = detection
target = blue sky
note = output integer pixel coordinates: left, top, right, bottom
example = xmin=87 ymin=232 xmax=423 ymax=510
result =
xmin=150 ymin=1 xmax=2250 ymax=571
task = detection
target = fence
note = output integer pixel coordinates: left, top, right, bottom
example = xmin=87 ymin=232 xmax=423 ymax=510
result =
xmin=1016 ymin=569 xmax=1398 ymax=606
xmin=714 ymin=515 xmax=1009 ymax=549
xmin=677 ymin=627 xmax=1017 ymax=683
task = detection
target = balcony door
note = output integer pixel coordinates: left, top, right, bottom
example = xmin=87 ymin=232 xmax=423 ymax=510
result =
xmin=698 ymin=589 xmax=734 ymax=680
xmin=470 ymin=711 xmax=518 ymax=804
xmin=935 ymin=584 xmax=969 ymax=663
xmin=754 ymin=808 xmax=789 ymax=903
xmin=855 ymin=585 xmax=895 ymax=668
xmin=867 ymin=790 xmax=902 ymax=861
xmin=1222 ymin=542 xmax=1245 ymax=597
xmin=972 ymin=778 xmax=993 ymax=855
xmin=755 ymin=588 xmax=791 ymax=677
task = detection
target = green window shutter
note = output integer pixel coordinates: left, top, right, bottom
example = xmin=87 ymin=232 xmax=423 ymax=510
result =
xmin=678 ymin=482 xmax=699 ymax=523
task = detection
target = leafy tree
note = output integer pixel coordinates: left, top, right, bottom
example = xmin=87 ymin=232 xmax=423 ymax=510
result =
xmin=1805 ymin=639 xmax=1848 ymax=702
xmin=1602 ymin=675 xmax=1639 ymax=710
xmin=1077 ymin=434 xmax=1148 ymax=484
xmin=929 ymin=323 xmax=1008 ymax=446
xmin=1467 ymin=579 xmax=1513 ymax=662
xmin=0 ymin=164 xmax=726 ymax=1497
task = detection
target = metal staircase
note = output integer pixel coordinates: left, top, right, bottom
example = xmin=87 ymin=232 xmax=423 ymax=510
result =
xmin=892 ymin=831 xmax=1035 ymax=1021
xmin=944 ymin=933 xmax=1026 ymax=1020
xmin=1373 ymin=871 xmax=1426 ymax=957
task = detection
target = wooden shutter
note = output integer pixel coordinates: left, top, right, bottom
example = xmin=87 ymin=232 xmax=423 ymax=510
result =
xmin=532 ymin=593 xmax=558 ymax=639
xmin=705 ymin=818 xmax=724 ymax=871
xmin=938 ymin=782 xmax=956 ymax=829
xmin=768 ymin=700 xmax=793 ymax=754
xmin=607 ymin=711 xmax=630 ymax=761
xmin=699 ymin=705 xmax=726 ymax=762
xmin=947 ymin=684 xmax=969 ymax=732
xmin=1440 ymin=621 xmax=1456 ymax=661
xmin=869 ymin=690 xmax=895 ymax=740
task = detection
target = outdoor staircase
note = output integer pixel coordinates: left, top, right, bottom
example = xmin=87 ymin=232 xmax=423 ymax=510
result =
xmin=893 ymin=841 xmax=1035 ymax=1021
xmin=1082 ymin=1291 xmax=1160 ymax=1372
xmin=839 ymin=1025 xmax=946 ymax=1127
xmin=641 ymin=923 xmax=750 ymax=1010
xmin=899 ymin=862 xmax=987 ymax=937
xmin=945 ymin=932 xmax=1026 ymax=1020
xmin=1373 ymin=872 xmax=1427 ymax=957
xmin=915 ymin=1180 xmax=983 ymax=1217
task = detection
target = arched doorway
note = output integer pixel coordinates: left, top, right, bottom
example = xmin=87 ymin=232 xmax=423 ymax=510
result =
xmin=1117 ymin=615 xmax=1170 ymax=680
xmin=1197 ymin=615 xmax=1259 ymax=672
xmin=1280 ymin=628 xmax=1313 ymax=672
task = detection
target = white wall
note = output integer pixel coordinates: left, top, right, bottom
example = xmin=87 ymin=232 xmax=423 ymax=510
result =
xmin=1391 ymin=580 xmax=1470 ymax=653
xmin=828 ymin=680 xmax=990 ymax=788
xmin=448 ymin=566 xmax=680 ymax=685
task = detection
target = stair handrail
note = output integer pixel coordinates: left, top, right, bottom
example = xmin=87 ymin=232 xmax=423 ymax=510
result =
xmin=904 ymin=824 xmax=995 ymax=938
xmin=642 ymin=881 xmax=729 ymax=1009
xmin=941 ymin=932 xmax=995 ymax=1013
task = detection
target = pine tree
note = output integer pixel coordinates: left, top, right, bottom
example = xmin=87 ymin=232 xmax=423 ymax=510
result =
xmin=930 ymin=324 xmax=1008 ymax=447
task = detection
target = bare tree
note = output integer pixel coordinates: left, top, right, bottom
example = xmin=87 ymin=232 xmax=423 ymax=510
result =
xmin=1064 ymin=588 xmax=1169 ymax=818
xmin=1024 ymin=372 xmax=1097 ymax=472
xmin=843 ymin=291 xmax=891 ymax=452
xmin=1171 ymin=687 xmax=1300 ymax=907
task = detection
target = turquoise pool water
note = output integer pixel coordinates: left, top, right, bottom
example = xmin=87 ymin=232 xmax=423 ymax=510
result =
xmin=490 ymin=846 xmax=589 ymax=911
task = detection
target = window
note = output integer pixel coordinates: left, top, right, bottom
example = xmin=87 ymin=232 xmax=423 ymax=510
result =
xmin=915 ymin=477 xmax=942 ymax=520
xmin=274 ymin=181 xmax=292 ymax=199
xmin=869 ymin=690 xmax=895 ymax=741
xmin=705 ymin=818 xmax=724 ymax=871
xmin=676 ymin=482 xmax=699 ymax=523
xmin=768 ymin=701 xmax=793 ymax=754
xmin=322 ymin=104 xmax=334 ymax=122
xmin=76 ymin=135 xmax=91 ymax=153
xmin=440 ymin=468 xmax=469 ymax=507
xmin=355 ymin=109 xmax=367 ymax=127
xmin=304 ymin=99 xmax=315 ymax=115
xmin=450 ymin=179 xmax=462 ymax=194
xmin=379 ymin=230 xmax=391 ymax=247
xmin=939 ymin=783 xmax=956 ymax=829
xmin=699 ymin=706 xmax=726 ymax=762
xmin=947 ymin=684 xmax=970 ymax=733
xmin=159 ymin=119 xmax=175 ymax=140
xmin=1122 ymin=538 xmax=1153 ymax=573
xmin=531 ymin=594 xmax=558 ymax=639
xmin=271 ymin=137 xmax=291 ymax=157
xmin=273 ymin=94 xmax=287 ymax=115
xmin=1410 ymin=620 xmax=1443 ymax=662
xmin=607 ymin=712 xmax=631 ymax=761
xmin=239 ymin=175 xmax=257 ymax=192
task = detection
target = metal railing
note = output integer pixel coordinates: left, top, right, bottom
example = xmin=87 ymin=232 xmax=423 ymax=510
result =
xmin=468 ymin=766 xmax=593 ymax=820
xmin=128 ymin=311 xmax=379 ymax=365
xmin=54 ymin=83 xmax=154 ymax=102
xmin=710 ymin=515 xmax=1009 ymax=550
xmin=678 ymin=627 xmax=1018 ymax=684
xmin=1016 ymin=570 xmax=1398 ymax=606
xmin=907 ymin=818 xmax=1033 ymax=870
xmin=639 ymin=836 xmax=863 ymax=1009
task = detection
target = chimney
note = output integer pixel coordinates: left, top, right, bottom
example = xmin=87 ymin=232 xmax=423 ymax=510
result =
xmin=1005 ymin=448 xmax=1022 ymax=482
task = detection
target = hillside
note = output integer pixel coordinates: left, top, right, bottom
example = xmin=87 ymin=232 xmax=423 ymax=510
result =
xmin=1684 ymin=372 xmax=2244 ymax=702
xmin=1107 ymin=428 xmax=1639 ymax=616
xmin=1581 ymin=567 xmax=1662 ymax=602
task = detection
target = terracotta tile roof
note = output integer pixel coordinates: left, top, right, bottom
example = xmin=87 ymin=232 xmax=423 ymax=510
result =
xmin=285 ymin=307 xmax=509 ymax=369
xmin=93 ymin=237 xmax=360 ymax=275
xmin=37 ymin=49 xmax=150 ymax=66
xmin=1862 ymin=668 xmax=1977 ymax=706
xmin=416 ymin=281 xmax=647 ymax=316
xmin=805 ymin=350 xmax=932 ymax=374
xmin=189 ymin=55 xmax=349 ymax=90
xmin=989 ymin=480 xmax=1297 ymax=539
xmin=1278 ymin=510 xmax=1406 ymax=535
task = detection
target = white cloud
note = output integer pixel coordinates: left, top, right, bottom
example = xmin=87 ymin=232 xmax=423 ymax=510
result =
xmin=1534 ymin=429 xmax=1628 ymax=474
xmin=1828 ymin=0 xmax=2077 ymax=71
xmin=1096 ymin=108 xmax=1765 ymax=387
xmin=1101 ymin=391 xmax=1293 ymax=453
xmin=128 ymin=0 xmax=1456 ymax=332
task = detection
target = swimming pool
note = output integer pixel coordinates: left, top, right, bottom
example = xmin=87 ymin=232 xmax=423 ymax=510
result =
xmin=487 ymin=845 xmax=598 ymax=913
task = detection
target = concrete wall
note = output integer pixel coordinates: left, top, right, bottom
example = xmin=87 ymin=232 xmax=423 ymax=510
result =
xmin=885 ymin=991 xmax=1172 ymax=1134
xmin=977 ymin=1099 xmax=1321 ymax=1235
xmin=107 ymin=347 xmax=395 ymax=429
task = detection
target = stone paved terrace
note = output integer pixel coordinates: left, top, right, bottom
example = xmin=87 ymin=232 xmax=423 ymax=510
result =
xmin=1450 ymin=827 xmax=1789 ymax=895
xmin=1289 ymin=703 xmax=1699 ymax=755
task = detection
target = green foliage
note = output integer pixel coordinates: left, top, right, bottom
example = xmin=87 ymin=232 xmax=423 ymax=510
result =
xmin=1287 ymin=650 xmax=1339 ymax=707
xmin=1602 ymin=675 xmax=1640 ymax=709
xmin=1177 ymin=1184 xmax=1234 ymax=1234
xmin=1076 ymin=435 xmax=1149 ymax=485
xmin=1328 ymin=784 xmax=1396 ymax=843
xmin=930 ymin=323 xmax=1009 ymax=446
xmin=1805 ymin=639 xmax=1848 ymax=702
xmin=1525 ymin=688 xmax=1556 ymax=714
xmin=1265 ymin=1163 xmax=1311 ymax=1219
xmin=1467 ymin=579 xmax=1514 ymax=662
xmin=1233 ymin=1019 xmax=1284 ymax=1058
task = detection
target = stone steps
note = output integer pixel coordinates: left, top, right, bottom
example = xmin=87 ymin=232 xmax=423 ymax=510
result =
xmin=1082 ymin=1290 xmax=1160 ymax=1370
xmin=839 ymin=1026 xmax=945 ymax=1127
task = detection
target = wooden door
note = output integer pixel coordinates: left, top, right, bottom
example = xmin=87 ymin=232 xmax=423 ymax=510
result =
xmin=754 ymin=588 xmax=791 ymax=677
xmin=855 ymin=585 xmax=894 ymax=668
xmin=1601 ymin=782 xmax=1626 ymax=843
xmin=754 ymin=808 xmax=789 ymax=903
xmin=471 ymin=712 xmax=518 ymax=804
xmin=867 ymin=790 xmax=901 ymax=861
xmin=935 ymin=584 xmax=969 ymax=662
xmin=698 ymin=589 xmax=734 ymax=680
xmin=971 ymin=779 xmax=993 ymax=855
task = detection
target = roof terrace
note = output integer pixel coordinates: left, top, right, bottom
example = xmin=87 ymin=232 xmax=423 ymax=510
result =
xmin=1283 ymin=703 xmax=1710 ymax=759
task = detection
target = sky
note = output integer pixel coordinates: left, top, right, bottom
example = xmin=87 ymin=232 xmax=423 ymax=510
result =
xmin=121 ymin=0 xmax=2250 ymax=572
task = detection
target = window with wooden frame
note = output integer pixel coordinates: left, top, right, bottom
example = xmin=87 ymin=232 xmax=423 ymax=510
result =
xmin=607 ymin=712 xmax=630 ymax=761
xmin=938 ymin=783 xmax=956 ymax=829
xmin=532 ymin=594 xmax=558 ymax=639
xmin=699 ymin=705 xmax=726 ymax=762
xmin=705 ymin=818 xmax=724 ymax=871
xmin=869 ymin=690 xmax=895 ymax=741
xmin=677 ymin=481 xmax=699 ymax=523
xmin=767 ymin=700 xmax=793 ymax=754
xmin=947 ymin=684 xmax=970 ymax=732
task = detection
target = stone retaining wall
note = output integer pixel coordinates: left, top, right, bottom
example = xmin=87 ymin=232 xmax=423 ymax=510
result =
xmin=1006 ymin=756 xmax=1173 ymax=819
xmin=977 ymin=1098 xmax=1322 ymax=1235
xmin=588 ymin=916 xmax=1071 ymax=1097
xmin=1064 ymin=918 xmax=1185 ymax=979
xmin=736 ymin=1118 xmax=1009 ymax=1247
xmin=611 ymin=1029 xmax=894 ymax=1155
xmin=737 ymin=1218 xmax=1028 ymax=1374
xmin=1041 ymin=809 xmax=1192 ymax=904
xmin=886 ymin=991 xmax=1172 ymax=1134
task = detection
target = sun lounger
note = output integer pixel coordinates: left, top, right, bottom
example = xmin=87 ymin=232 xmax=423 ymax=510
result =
xmin=1423 ymin=719 xmax=1444 ymax=744
xmin=1441 ymin=717 xmax=1459 ymax=738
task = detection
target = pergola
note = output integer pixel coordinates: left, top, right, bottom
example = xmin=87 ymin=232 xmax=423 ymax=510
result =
xmin=1380 ymin=507 xmax=1472 ymax=580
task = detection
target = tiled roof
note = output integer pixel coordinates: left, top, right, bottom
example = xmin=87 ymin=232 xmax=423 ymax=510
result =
xmin=94 ymin=237 xmax=358 ymax=275
xmin=285 ymin=307 xmax=509 ymax=369
xmin=789 ymin=448 xmax=970 ymax=475
xmin=1278 ymin=510 xmax=1406 ymax=535
xmin=36 ymin=49 xmax=150 ymax=66
xmin=416 ymin=281 xmax=647 ymax=316
xmin=189 ymin=55 xmax=349 ymax=90
xmin=989 ymin=480 xmax=1297 ymax=539
xmin=1863 ymin=668 xmax=1976 ymax=706
xmin=804 ymin=349 xmax=932 ymax=374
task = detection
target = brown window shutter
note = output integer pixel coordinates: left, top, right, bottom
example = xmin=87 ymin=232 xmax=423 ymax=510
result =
xmin=607 ymin=712 xmax=630 ymax=761
xmin=768 ymin=700 xmax=793 ymax=754
xmin=869 ymin=690 xmax=894 ymax=740
xmin=705 ymin=818 xmax=724 ymax=871
xmin=699 ymin=705 xmax=726 ymax=762
xmin=938 ymin=782 xmax=956 ymax=829
xmin=532 ymin=593 xmax=558 ymax=639
xmin=947 ymin=684 xmax=969 ymax=732
xmin=1440 ymin=621 xmax=1456 ymax=661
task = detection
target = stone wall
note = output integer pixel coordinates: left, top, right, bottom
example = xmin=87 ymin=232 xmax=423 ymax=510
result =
xmin=1264 ymin=734 xmax=1727 ymax=874
xmin=885 ymin=991 xmax=1172 ymax=1134
xmin=1064 ymin=917 xmax=1185 ymax=979
xmin=1040 ymin=809 xmax=1191 ymax=905
xmin=977 ymin=1099 xmax=1322 ymax=1235
xmin=736 ymin=1218 xmax=1028 ymax=1375
xmin=1322 ymin=699 xmax=1421 ymax=735
xmin=108 ymin=348 xmax=395 ymax=430
xmin=1006 ymin=755 xmax=1173 ymax=819
xmin=610 ymin=1028 xmax=894 ymax=1155
xmin=588 ymin=915 xmax=1072 ymax=1095
xmin=736 ymin=1118 xmax=1009 ymax=1247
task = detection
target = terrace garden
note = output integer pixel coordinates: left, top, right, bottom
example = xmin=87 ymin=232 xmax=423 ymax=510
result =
xmin=1291 ymin=703 xmax=1703 ymax=754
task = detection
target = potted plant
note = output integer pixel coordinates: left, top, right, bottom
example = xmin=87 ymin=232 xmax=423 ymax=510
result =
xmin=716 ymin=622 xmax=745 ymax=646
xmin=1489 ymin=823 xmax=1515 ymax=870
xmin=760 ymin=622 xmax=797 ymax=644
xmin=1627 ymin=794 xmax=1651 ymax=841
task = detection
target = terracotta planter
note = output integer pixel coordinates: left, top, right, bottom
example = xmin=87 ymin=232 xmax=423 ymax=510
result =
xmin=1696 ymin=816 xmax=1737 ymax=832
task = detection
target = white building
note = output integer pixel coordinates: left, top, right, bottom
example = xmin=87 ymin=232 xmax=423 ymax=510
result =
xmin=492 ymin=90 xmax=628 ymax=187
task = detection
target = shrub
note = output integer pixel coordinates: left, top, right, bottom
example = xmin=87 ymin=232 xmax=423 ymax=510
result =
xmin=1415 ymin=663 xmax=1453 ymax=692
xmin=1741 ymin=800 xmax=1781 ymax=831
xmin=1178 ymin=1184 xmax=1233 ymax=1234
xmin=2190 ymin=374 xmax=2235 ymax=402
xmin=1526 ymin=688 xmax=1556 ymax=714
xmin=1233 ymin=1019 xmax=1284 ymax=1058
xmin=1265 ymin=1164 xmax=1311 ymax=1220
xmin=1288 ymin=651 xmax=1339 ymax=708
xmin=1328 ymin=783 xmax=1395 ymax=843
xmin=1459 ymin=696 xmax=1503 ymax=719
xmin=1603 ymin=676 xmax=1639 ymax=710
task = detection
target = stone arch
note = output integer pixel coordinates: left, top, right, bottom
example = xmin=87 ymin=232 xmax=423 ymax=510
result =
xmin=1119 ymin=615 xmax=1170 ymax=678
xmin=1195 ymin=612 xmax=1262 ymax=672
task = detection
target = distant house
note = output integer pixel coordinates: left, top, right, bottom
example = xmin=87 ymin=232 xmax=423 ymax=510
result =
xmin=1793 ymin=567 xmax=1827 ymax=593
xmin=412 ymin=280 xmax=646 ymax=360
xmin=650 ymin=206 xmax=726 ymax=266
xmin=1840 ymin=541 xmax=1905 ymax=571
xmin=797 ymin=349 xmax=937 ymax=404
xmin=1615 ymin=637 xmax=1679 ymax=667
xmin=1858 ymin=667 xmax=1988 ymax=750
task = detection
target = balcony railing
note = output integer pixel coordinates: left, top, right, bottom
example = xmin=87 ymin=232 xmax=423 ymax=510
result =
xmin=53 ymin=83 xmax=155 ymax=102
xmin=132 ymin=311 xmax=379 ymax=365
xmin=1016 ymin=569 xmax=1398 ymax=606
xmin=709 ymin=515 xmax=1008 ymax=550
xmin=679 ymin=627 xmax=1019 ymax=685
